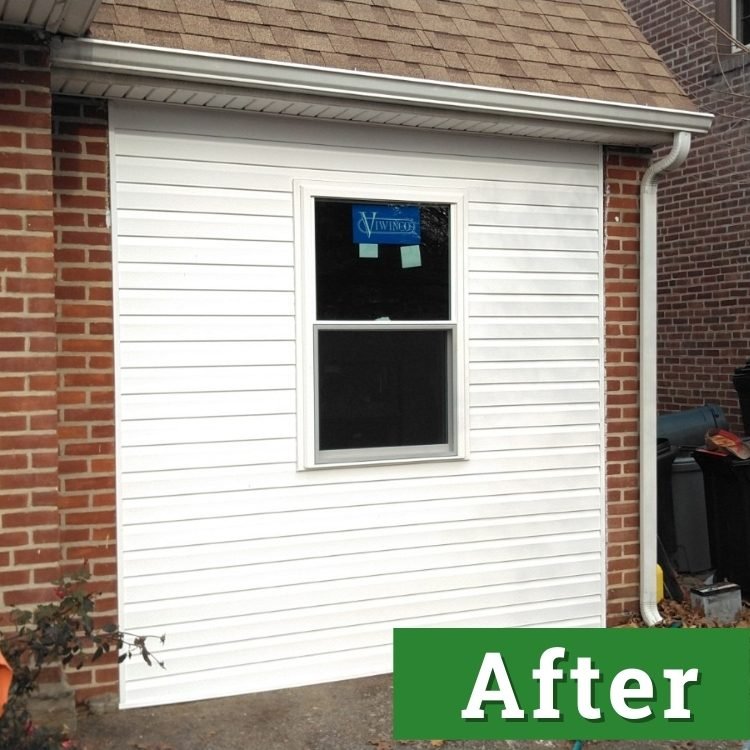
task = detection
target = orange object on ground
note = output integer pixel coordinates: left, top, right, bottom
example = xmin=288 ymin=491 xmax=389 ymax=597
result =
xmin=0 ymin=650 xmax=11 ymax=717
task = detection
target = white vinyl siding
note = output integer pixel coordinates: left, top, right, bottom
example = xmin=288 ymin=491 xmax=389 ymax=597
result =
xmin=110 ymin=102 xmax=605 ymax=709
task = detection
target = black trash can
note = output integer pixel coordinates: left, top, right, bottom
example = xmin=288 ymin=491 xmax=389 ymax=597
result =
xmin=671 ymin=452 xmax=712 ymax=573
xmin=693 ymin=449 xmax=750 ymax=594
xmin=733 ymin=361 xmax=750 ymax=435
xmin=657 ymin=438 xmax=678 ymax=559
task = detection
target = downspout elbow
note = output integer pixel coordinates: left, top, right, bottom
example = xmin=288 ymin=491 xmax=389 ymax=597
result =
xmin=638 ymin=131 xmax=691 ymax=627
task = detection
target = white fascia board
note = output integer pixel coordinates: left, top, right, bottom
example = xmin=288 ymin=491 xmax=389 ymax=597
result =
xmin=51 ymin=38 xmax=713 ymax=142
xmin=1 ymin=1 xmax=101 ymax=36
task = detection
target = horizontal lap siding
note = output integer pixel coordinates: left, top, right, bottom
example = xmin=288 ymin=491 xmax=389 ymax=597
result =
xmin=110 ymin=103 xmax=604 ymax=708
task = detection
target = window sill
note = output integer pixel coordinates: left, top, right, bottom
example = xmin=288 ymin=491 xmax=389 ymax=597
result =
xmin=712 ymin=50 xmax=750 ymax=76
xmin=301 ymin=452 xmax=468 ymax=471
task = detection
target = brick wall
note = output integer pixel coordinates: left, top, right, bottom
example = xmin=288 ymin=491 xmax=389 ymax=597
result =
xmin=622 ymin=0 xmax=750 ymax=431
xmin=53 ymin=96 xmax=117 ymax=704
xmin=0 ymin=30 xmax=62 ymax=616
xmin=0 ymin=27 xmax=117 ymax=705
xmin=604 ymin=148 xmax=650 ymax=624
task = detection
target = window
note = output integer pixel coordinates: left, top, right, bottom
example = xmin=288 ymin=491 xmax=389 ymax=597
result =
xmin=732 ymin=0 xmax=750 ymax=46
xmin=716 ymin=1 xmax=749 ymax=52
xmin=296 ymin=184 xmax=466 ymax=467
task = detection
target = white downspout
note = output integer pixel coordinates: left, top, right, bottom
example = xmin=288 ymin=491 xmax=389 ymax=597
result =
xmin=639 ymin=131 xmax=692 ymax=626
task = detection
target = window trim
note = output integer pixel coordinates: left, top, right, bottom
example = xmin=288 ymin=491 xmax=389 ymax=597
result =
xmin=294 ymin=180 xmax=468 ymax=470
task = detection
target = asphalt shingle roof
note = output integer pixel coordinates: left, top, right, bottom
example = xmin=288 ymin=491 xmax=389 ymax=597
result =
xmin=89 ymin=0 xmax=697 ymax=111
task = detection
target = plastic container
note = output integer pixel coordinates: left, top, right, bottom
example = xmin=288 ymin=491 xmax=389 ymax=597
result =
xmin=690 ymin=582 xmax=742 ymax=624
xmin=656 ymin=563 xmax=664 ymax=603
xmin=657 ymin=438 xmax=678 ymax=558
xmin=693 ymin=449 xmax=750 ymax=593
xmin=671 ymin=453 xmax=712 ymax=573
xmin=733 ymin=360 xmax=750 ymax=435
xmin=657 ymin=404 xmax=727 ymax=449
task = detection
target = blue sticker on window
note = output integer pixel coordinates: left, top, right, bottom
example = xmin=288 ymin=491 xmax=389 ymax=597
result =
xmin=352 ymin=204 xmax=421 ymax=245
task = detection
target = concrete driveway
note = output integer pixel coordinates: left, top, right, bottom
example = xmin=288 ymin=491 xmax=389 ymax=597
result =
xmin=75 ymin=674 xmax=743 ymax=750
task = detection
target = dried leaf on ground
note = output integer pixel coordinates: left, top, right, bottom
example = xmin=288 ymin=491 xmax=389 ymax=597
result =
xmin=624 ymin=596 xmax=750 ymax=628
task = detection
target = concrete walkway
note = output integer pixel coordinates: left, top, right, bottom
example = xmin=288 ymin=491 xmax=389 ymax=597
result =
xmin=75 ymin=674 xmax=742 ymax=750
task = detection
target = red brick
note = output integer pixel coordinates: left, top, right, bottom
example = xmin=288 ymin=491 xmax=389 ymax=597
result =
xmin=60 ymin=230 xmax=110 ymax=246
xmin=63 ymin=476 xmax=115 ymax=493
xmin=32 ymin=566 xmax=62 ymax=584
xmin=29 ymin=412 xmax=57 ymax=430
xmin=0 ymin=453 xmax=29 ymax=470
xmin=14 ymin=546 xmax=61 ymax=565
xmin=33 ymin=527 xmax=60 ymax=544
xmin=25 ymin=89 xmax=51 ymax=109
xmin=0 ymin=375 xmax=25 ymax=390
xmin=58 ymin=157 xmax=106 ymax=174
xmin=0 ymin=151 xmax=52 ymax=170
xmin=53 ymin=174 xmax=83 ymax=191
xmin=5 ymin=276 xmax=54 ymax=294
xmin=0 ymin=433 xmax=57 ymax=451
xmin=0 ymin=193 xmax=53 ymax=211
xmin=0 ymin=130 xmax=22 ymax=147
xmin=26 ymin=172 xmax=53 ymax=191
xmin=0 ymin=109 xmax=51 ymax=129
xmin=0 ymin=215 xmax=23 ymax=230
xmin=0 ymin=531 xmax=30 ymax=547
xmin=53 ymin=137 xmax=83 ymax=154
xmin=3 ymin=508 xmax=59 ymax=527
xmin=0 ymin=414 xmax=27 ymax=431
xmin=26 ymin=214 xmax=54 ymax=232
xmin=0 ymin=171 xmax=22 ymax=188
xmin=0 ymin=569 xmax=31 ymax=587
xmin=0 ymin=87 xmax=22 ymax=106
xmin=0 ymin=65 xmax=49 ymax=87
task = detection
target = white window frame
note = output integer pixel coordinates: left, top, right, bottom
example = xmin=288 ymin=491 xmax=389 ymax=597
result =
xmin=294 ymin=180 xmax=468 ymax=470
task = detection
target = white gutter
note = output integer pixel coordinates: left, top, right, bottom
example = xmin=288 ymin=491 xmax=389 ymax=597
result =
xmin=51 ymin=38 xmax=713 ymax=142
xmin=639 ymin=131 xmax=692 ymax=627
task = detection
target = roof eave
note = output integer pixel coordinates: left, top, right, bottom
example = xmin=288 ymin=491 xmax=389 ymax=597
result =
xmin=51 ymin=38 xmax=713 ymax=146
xmin=1 ymin=1 xmax=102 ymax=36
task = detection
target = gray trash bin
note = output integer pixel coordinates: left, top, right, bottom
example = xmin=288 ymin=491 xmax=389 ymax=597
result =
xmin=657 ymin=404 xmax=727 ymax=449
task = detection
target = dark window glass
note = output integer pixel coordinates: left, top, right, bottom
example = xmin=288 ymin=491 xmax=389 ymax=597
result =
xmin=315 ymin=200 xmax=450 ymax=321
xmin=317 ymin=329 xmax=449 ymax=451
xmin=743 ymin=0 xmax=750 ymax=42
xmin=737 ymin=0 xmax=750 ymax=44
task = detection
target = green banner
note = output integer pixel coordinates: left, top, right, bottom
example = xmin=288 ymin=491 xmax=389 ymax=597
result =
xmin=393 ymin=628 xmax=750 ymax=740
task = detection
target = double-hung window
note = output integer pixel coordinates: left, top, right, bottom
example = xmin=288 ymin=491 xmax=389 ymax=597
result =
xmin=296 ymin=183 xmax=466 ymax=468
